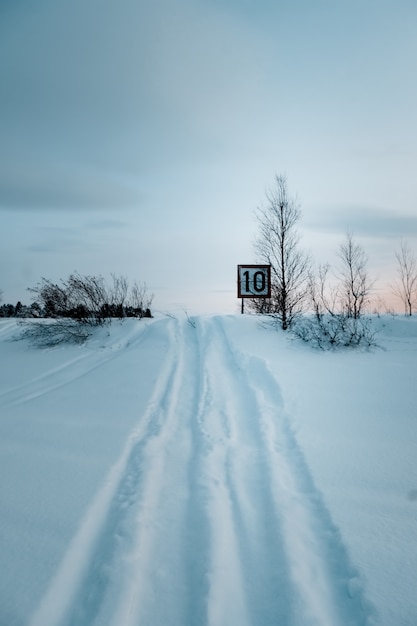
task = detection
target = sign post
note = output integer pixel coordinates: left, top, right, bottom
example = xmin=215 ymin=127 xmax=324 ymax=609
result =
xmin=237 ymin=264 xmax=271 ymax=313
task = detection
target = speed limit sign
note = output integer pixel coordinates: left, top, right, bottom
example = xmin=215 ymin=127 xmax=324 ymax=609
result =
xmin=237 ymin=265 xmax=271 ymax=298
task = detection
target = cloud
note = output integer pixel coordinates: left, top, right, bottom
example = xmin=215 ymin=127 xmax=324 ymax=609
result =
xmin=84 ymin=219 xmax=127 ymax=230
xmin=0 ymin=156 xmax=143 ymax=210
xmin=24 ymin=226 xmax=85 ymax=255
xmin=0 ymin=0 xmax=274 ymax=211
xmin=304 ymin=205 xmax=417 ymax=240
xmin=0 ymin=1 xmax=155 ymax=210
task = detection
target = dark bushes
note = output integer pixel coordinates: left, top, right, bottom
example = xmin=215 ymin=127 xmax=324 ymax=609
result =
xmin=18 ymin=273 xmax=153 ymax=347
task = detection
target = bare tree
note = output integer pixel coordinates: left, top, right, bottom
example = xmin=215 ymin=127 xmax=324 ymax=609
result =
xmin=294 ymin=262 xmax=377 ymax=349
xmin=21 ymin=273 xmax=154 ymax=347
xmin=392 ymin=240 xmax=417 ymax=316
xmin=337 ymin=232 xmax=372 ymax=319
xmin=109 ymin=274 xmax=129 ymax=318
xmin=29 ymin=273 xmax=109 ymax=326
xmin=252 ymin=174 xmax=310 ymax=329
xmin=65 ymin=273 xmax=108 ymax=324
xmin=307 ymin=264 xmax=338 ymax=317
xmin=129 ymin=281 xmax=154 ymax=318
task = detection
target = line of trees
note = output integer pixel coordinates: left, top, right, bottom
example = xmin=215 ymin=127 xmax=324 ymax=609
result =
xmin=0 ymin=300 xmax=33 ymax=318
xmin=249 ymin=174 xmax=417 ymax=348
xmin=0 ymin=274 xmax=154 ymax=347
xmin=0 ymin=273 xmax=153 ymax=321
xmin=28 ymin=273 xmax=153 ymax=323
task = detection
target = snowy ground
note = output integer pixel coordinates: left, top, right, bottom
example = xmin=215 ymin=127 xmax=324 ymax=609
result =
xmin=0 ymin=313 xmax=416 ymax=626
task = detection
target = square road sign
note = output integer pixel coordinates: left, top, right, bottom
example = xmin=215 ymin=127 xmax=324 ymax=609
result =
xmin=237 ymin=265 xmax=271 ymax=298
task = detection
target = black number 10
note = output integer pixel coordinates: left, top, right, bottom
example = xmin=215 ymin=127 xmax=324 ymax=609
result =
xmin=243 ymin=270 xmax=266 ymax=293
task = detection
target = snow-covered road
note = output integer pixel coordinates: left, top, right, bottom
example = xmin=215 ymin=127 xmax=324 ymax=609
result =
xmin=2 ymin=313 xmax=417 ymax=625
xmin=25 ymin=316 xmax=370 ymax=626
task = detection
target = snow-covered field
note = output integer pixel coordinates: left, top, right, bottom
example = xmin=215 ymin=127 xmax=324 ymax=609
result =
xmin=0 ymin=313 xmax=416 ymax=626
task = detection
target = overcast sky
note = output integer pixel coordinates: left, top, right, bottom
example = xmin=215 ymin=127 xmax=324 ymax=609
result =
xmin=1 ymin=0 xmax=417 ymax=313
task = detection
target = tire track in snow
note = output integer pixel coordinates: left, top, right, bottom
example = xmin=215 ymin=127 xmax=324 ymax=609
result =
xmin=0 ymin=320 xmax=17 ymax=336
xmin=29 ymin=317 xmax=185 ymax=626
xmin=114 ymin=315 xmax=287 ymax=626
xmin=108 ymin=316 xmax=204 ymax=626
xmin=0 ymin=323 xmax=152 ymax=408
xmin=215 ymin=316 xmax=373 ymax=626
xmin=29 ymin=314 xmax=374 ymax=626
xmin=0 ymin=352 xmax=100 ymax=407
xmin=195 ymin=316 xmax=293 ymax=626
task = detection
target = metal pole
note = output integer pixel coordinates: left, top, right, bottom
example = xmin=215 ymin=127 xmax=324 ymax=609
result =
xmin=241 ymin=298 xmax=244 ymax=314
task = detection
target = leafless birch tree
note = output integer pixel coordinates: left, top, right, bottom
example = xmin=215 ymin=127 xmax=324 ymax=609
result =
xmin=392 ymin=240 xmax=417 ymax=316
xmin=252 ymin=174 xmax=310 ymax=329
xmin=337 ymin=232 xmax=372 ymax=319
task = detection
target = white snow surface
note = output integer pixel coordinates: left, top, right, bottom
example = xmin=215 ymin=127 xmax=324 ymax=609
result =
xmin=0 ymin=313 xmax=416 ymax=626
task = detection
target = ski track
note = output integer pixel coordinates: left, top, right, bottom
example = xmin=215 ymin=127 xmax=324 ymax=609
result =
xmin=0 ymin=322 xmax=151 ymax=408
xmin=29 ymin=315 xmax=374 ymax=626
